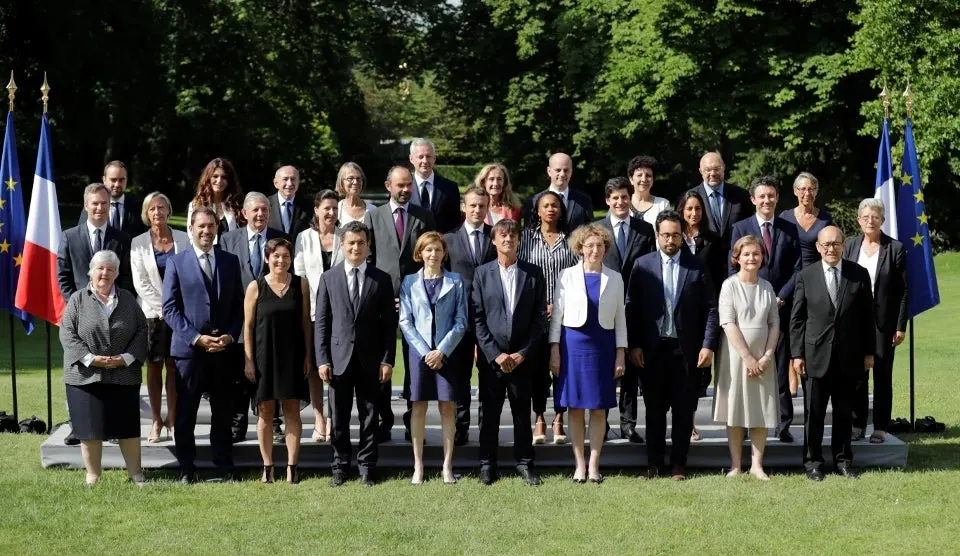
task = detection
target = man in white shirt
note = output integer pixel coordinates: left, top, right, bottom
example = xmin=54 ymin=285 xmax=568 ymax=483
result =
xmin=408 ymin=138 xmax=462 ymax=233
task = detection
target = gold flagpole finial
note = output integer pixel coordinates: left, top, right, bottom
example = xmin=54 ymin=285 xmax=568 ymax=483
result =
xmin=6 ymin=71 xmax=16 ymax=111
xmin=903 ymin=76 xmax=913 ymax=119
xmin=40 ymin=72 xmax=50 ymax=113
xmin=880 ymin=80 xmax=891 ymax=120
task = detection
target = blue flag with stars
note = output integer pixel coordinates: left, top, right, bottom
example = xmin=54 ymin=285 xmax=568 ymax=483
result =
xmin=897 ymin=117 xmax=940 ymax=318
xmin=0 ymin=109 xmax=34 ymax=333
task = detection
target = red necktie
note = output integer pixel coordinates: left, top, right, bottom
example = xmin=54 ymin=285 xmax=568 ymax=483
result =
xmin=762 ymin=222 xmax=773 ymax=257
xmin=394 ymin=207 xmax=405 ymax=243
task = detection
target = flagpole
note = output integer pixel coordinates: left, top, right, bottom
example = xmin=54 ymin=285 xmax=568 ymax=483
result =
xmin=41 ymin=74 xmax=53 ymax=432
xmin=5 ymin=73 xmax=18 ymax=422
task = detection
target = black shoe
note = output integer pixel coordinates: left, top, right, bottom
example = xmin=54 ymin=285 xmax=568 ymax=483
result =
xmin=64 ymin=426 xmax=80 ymax=446
xmin=179 ymin=472 xmax=197 ymax=484
xmin=330 ymin=470 xmax=349 ymax=488
xmin=588 ymin=474 xmax=604 ymax=484
xmin=622 ymin=429 xmax=645 ymax=444
xmin=454 ymin=430 xmax=469 ymax=447
xmin=835 ymin=464 xmax=859 ymax=479
xmin=376 ymin=429 xmax=392 ymax=444
xmin=359 ymin=471 xmax=376 ymax=487
xmin=520 ymin=468 xmax=542 ymax=486
xmin=262 ymin=465 xmax=275 ymax=484
xmin=851 ymin=427 xmax=866 ymax=442
xmin=479 ymin=466 xmax=497 ymax=485
xmin=231 ymin=430 xmax=246 ymax=444
xmin=206 ymin=472 xmax=235 ymax=483
xmin=778 ymin=428 xmax=795 ymax=443
xmin=806 ymin=468 xmax=825 ymax=481
xmin=287 ymin=464 xmax=300 ymax=485
xmin=639 ymin=466 xmax=660 ymax=480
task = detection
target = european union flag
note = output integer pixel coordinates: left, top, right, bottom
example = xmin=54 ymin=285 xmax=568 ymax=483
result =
xmin=897 ymin=117 xmax=940 ymax=317
xmin=0 ymin=109 xmax=34 ymax=333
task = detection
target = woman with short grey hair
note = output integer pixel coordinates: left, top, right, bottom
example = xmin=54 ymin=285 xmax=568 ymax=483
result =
xmin=60 ymin=250 xmax=149 ymax=486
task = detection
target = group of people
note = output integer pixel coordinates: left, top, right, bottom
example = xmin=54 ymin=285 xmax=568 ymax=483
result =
xmin=56 ymin=140 xmax=908 ymax=488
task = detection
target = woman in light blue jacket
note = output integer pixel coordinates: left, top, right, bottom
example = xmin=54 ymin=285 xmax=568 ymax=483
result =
xmin=399 ymin=232 xmax=468 ymax=485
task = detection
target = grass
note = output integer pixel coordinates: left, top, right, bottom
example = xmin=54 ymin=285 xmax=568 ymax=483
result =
xmin=1 ymin=254 xmax=959 ymax=554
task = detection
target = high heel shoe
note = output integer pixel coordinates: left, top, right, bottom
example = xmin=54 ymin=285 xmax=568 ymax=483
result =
xmin=262 ymin=465 xmax=275 ymax=484
xmin=442 ymin=469 xmax=457 ymax=485
xmin=147 ymin=421 xmax=163 ymax=443
xmin=287 ymin=464 xmax=300 ymax=485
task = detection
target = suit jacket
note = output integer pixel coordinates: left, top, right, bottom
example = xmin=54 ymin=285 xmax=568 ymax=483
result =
xmin=688 ymin=182 xmax=754 ymax=242
xmin=844 ymin=234 xmax=909 ymax=358
xmin=293 ymin=227 xmax=344 ymax=322
xmin=626 ymin=250 xmax=719 ymax=369
xmin=314 ymin=263 xmax=398 ymax=376
xmin=398 ymin=269 xmax=468 ymax=359
xmin=161 ymin=247 xmax=244 ymax=360
xmin=218 ymin=226 xmax=290 ymax=289
xmin=523 ymin=188 xmax=595 ymax=233
xmin=728 ymin=216 xmax=802 ymax=300
xmin=684 ymin=228 xmax=725 ymax=295
xmin=414 ymin=173 xmax=462 ymax=234
xmin=364 ymin=202 xmax=436 ymax=294
xmin=443 ymin=223 xmax=497 ymax=301
xmin=472 ymin=259 xmax=548 ymax=372
xmin=548 ymin=263 xmax=627 ymax=347
xmin=596 ymin=214 xmax=655 ymax=289
xmin=130 ymin=228 xmax=191 ymax=318
xmin=789 ymin=260 xmax=876 ymax=378
xmin=78 ymin=194 xmax=147 ymax=239
xmin=57 ymin=224 xmax=133 ymax=303
xmin=267 ymin=192 xmax=313 ymax=237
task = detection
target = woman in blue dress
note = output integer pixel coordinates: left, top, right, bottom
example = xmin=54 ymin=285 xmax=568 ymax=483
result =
xmin=549 ymin=223 xmax=627 ymax=483
xmin=399 ymin=232 xmax=468 ymax=485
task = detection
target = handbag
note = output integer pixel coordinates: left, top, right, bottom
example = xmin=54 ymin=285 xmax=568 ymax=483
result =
xmin=18 ymin=415 xmax=47 ymax=434
xmin=0 ymin=411 xmax=18 ymax=433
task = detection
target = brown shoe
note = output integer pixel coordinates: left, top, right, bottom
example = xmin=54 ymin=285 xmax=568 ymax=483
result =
xmin=532 ymin=417 xmax=547 ymax=445
xmin=670 ymin=466 xmax=687 ymax=481
xmin=552 ymin=414 xmax=568 ymax=445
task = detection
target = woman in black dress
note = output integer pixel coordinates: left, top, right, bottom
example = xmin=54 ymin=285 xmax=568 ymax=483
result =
xmin=243 ymin=237 xmax=312 ymax=483
xmin=779 ymin=172 xmax=833 ymax=267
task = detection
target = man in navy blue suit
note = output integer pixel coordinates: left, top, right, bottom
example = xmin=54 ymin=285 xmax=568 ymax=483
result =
xmin=728 ymin=175 xmax=802 ymax=443
xmin=522 ymin=153 xmax=595 ymax=233
xmin=162 ymin=207 xmax=244 ymax=484
xmin=626 ymin=211 xmax=719 ymax=480
xmin=409 ymin=137 xmax=463 ymax=234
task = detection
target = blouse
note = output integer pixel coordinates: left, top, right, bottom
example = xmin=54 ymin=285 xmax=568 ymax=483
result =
xmin=858 ymin=246 xmax=880 ymax=292
xmin=518 ymin=228 xmax=579 ymax=303
xmin=630 ymin=196 xmax=672 ymax=228
xmin=187 ymin=200 xmax=239 ymax=245
xmin=338 ymin=199 xmax=377 ymax=225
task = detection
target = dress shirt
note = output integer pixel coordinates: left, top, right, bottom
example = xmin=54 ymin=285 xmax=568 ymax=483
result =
xmin=704 ymin=181 xmax=726 ymax=221
xmin=609 ymin=213 xmax=630 ymax=229
xmin=548 ymin=186 xmax=569 ymax=207
xmin=822 ymin=259 xmax=842 ymax=306
xmin=498 ymin=261 xmax=519 ymax=320
xmin=658 ymin=249 xmax=681 ymax=338
xmin=413 ymin=172 xmax=436 ymax=207
xmin=246 ymin=225 xmax=267 ymax=262
xmin=857 ymin=246 xmax=879 ymax=291
xmin=344 ymin=260 xmax=367 ymax=299
xmin=86 ymin=220 xmax=109 ymax=251
xmin=756 ymin=214 xmax=775 ymax=229
xmin=81 ymin=284 xmax=135 ymax=367
xmin=462 ymin=220 xmax=483 ymax=260
xmin=111 ymin=194 xmax=125 ymax=228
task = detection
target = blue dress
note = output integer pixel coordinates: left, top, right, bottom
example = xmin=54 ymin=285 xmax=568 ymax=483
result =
xmin=779 ymin=208 xmax=833 ymax=268
xmin=557 ymin=273 xmax=616 ymax=409
xmin=408 ymin=277 xmax=458 ymax=402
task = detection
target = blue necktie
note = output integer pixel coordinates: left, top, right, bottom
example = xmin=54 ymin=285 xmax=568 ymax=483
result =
xmin=616 ymin=221 xmax=627 ymax=260
xmin=110 ymin=202 xmax=121 ymax=230
xmin=709 ymin=191 xmax=722 ymax=226
xmin=661 ymin=258 xmax=675 ymax=337
xmin=94 ymin=228 xmax=103 ymax=253
xmin=282 ymin=201 xmax=293 ymax=234
xmin=251 ymin=233 xmax=262 ymax=276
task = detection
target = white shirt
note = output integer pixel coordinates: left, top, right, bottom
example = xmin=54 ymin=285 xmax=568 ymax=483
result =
xmin=81 ymin=284 xmax=135 ymax=367
xmin=609 ymin=213 xmax=630 ymax=232
xmin=193 ymin=245 xmax=216 ymax=278
xmin=658 ymin=249 xmax=681 ymax=337
xmin=858 ymin=247 xmax=879 ymax=292
xmin=548 ymin=186 xmax=569 ymax=206
xmin=462 ymin=220 xmax=483 ymax=260
xmin=344 ymin=260 xmax=367 ymax=299
xmin=822 ymin=260 xmax=842 ymax=299
xmin=756 ymin=213 xmax=775 ymax=230
xmin=86 ymin=220 xmax=109 ymax=251
xmin=498 ymin=261 xmax=519 ymax=319
xmin=246 ymin=225 xmax=267 ymax=262
xmin=389 ymin=199 xmax=410 ymax=231
xmin=413 ymin=171 xmax=436 ymax=207
xmin=337 ymin=199 xmax=376 ymax=225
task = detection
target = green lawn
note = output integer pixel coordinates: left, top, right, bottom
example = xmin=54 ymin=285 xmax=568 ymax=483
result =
xmin=1 ymin=255 xmax=959 ymax=554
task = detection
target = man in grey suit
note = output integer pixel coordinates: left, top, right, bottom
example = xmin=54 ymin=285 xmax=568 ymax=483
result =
xmin=364 ymin=166 xmax=436 ymax=441
xmin=267 ymin=165 xmax=313 ymax=237
xmin=218 ymin=191 xmax=289 ymax=442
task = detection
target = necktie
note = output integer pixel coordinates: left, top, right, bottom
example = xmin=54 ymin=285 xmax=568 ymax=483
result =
xmin=827 ymin=266 xmax=838 ymax=308
xmin=251 ymin=233 xmax=262 ymax=276
xmin=762 ymin=222 xmax=773 ymax=257
xmin=350 ymin=267 xmax=360 ymax=312
xmin=472 ymin=230 xmax=482 ymax=265
xmin=94 ymin=228 xmax=103 ymax=253
xmin=616 ymin=221 xmax=627 ymax=260
xmin=201 ymin=253 xmax=213 ymax=283
xmin=110 ymin=202 xmax=121 ymax=230
xmin=662 ymin=258 xmax=675 ymax=337
xmin=283 ymin=201 xmax=293 ymax=234
xmin=420 ymin=182 xmax=431 ymax=209
xmin=709 ymin=191 xmax=722 ymax=227
xmin=394 ymin=207 xmax=405 ymax=243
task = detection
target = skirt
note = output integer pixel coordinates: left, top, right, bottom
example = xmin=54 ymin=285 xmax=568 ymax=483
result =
xmin=66 ymin=383 xmax=141 ymax=440
xmin=408 ymin=353 xmax=458 ymax=402
xmin=147 ymin=318 xmax=173 ymax=363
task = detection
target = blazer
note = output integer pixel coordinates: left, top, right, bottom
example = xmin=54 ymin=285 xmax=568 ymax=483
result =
xmin=844 ymin=234 xmax=909 ymax=357
xmin=443 ymin=223 xmax=497 ymax=299
xmin=314 ymin=263 xmax=398 ymax=376
xmin=472 ymin=260 xmax=548 ymax=371
xmin=398 ymin=269 xmax=468 ymax=359
xmin=549 ymin=263 xmax=627 ymax=348
xmin=688 ymin=182 xmax=754 ymax=242
xmin=596 ymin=214 xmax=655 ymax=289
xmin=523 ymin=188 xmax=596 ymax=233
xmin=59 ymin=287 xmax=148 ymax=386
xmin=267 ymin=192 xmax=313 ymax=237
xmin=626 ymin=250 xmax=720 ymax=369
xmin=130 ymin=228 xmax=191 ymax=318
xmin=161 ymin=247 xmax=244 ymax=360
xmin=293 ymin=227 xmax=344 ymax=322
xmin=364 ymin=202 xmax=436 ymax=294
xmin=78 ymin=193 xmax=147 ymax=239
xmin=789 ymin=260 xmax=876 ymax=378
xmin=57 ymin=224 xmax=133 ymax=303
xmin=218 ymin=226 xmax=290 ymax=289
xmin=728 ymin=216 xmax=802 ymax=300
xmin=415 ymin=173 xmax=463 ymax=234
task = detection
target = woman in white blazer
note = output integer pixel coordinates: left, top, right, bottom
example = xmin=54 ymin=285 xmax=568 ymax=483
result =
xmin=293 ymin=189 xmax=342 ymax=442
xmin=130 ymin=192 xmax=190 ymax=443
xmin=548 ymin=223 xmax=627 ymax=483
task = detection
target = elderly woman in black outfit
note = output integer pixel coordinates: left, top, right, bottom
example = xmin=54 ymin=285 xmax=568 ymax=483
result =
xmin=60 ymin=250 xmax=149 ymax=486
xmin=844 ymin=198 xmax=908 ymax=444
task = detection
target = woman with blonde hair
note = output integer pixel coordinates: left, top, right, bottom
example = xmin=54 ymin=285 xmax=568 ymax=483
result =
xmin=475 ymin=163 xmax=521 ymax=224
xmin=335 ymin=162 xmax=377 ymax=225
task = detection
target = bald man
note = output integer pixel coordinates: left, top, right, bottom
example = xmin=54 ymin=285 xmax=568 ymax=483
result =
xmin=268 ymin=165 xmax=313 ymax=236
xmin=687 ymin=153 xmax=754 ymax=250
xmin=522 ymin=153 xmax=595 ymax=233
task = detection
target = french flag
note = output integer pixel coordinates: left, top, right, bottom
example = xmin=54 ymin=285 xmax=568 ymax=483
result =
xmin=15 ymin=113 xmax=64 ymax=324
xmin=873 ymin=117 xmax=898 ymax=239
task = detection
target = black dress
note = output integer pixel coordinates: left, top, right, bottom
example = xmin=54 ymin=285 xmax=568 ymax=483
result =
xmin=253 ymin=274 xmax=309 ymax=410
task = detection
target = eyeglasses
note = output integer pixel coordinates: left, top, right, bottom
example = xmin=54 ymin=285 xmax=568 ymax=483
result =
xmin=858 ymin=214 xmax=882 ymax=222
xmin=343 ymin=177 xmax=362 ymax=183
xmin=658 ymin=233 xmax=682 ymax=240
xmin=818 ymin=241 xmax=843 ymax=249
xmin=795 ymin=187 xmax=818 ymax=194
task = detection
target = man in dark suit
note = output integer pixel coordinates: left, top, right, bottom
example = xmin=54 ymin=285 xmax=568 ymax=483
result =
xmin=162 ymin=207 xmax=244 ymax=483
xmin=409 ymin=138 xmax=462 ymax=234
xmin=626 ymin=211 xmax=719 ymax=480
xmin=364 ymin=166 xmax=436 ymax=441
xmin=443 ymin=186 xmax=497 ymax=445
xmin=791 ymin=225 xmax=876 ymax=481
xmin=522 ymin=153 xmax=595 ymax=232
xmin=219 ymin=191 xmax=289 ymax=442
xmin=78 ymin=161 xmax=147 ymax=239
xmin=316 ymin=221 xmax=398 ymax=487
xmin=728 ymin=175 xmax=802 ymax=443
xmin=596 ymin=177 xmax=655 ymax=443
xmin=473 ymin=219 xmax=547 ymax=486
xmin=267 ymin=165 xmax=313 ymax=237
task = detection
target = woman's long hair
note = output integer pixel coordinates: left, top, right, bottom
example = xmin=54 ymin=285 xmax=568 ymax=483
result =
xmin=675 ymin=190 xmax=711 ymax=236
xmin=192 ymin=158 xmax=245 ymax=226
xmin=474 ymin=163 xmax=520 ymax=210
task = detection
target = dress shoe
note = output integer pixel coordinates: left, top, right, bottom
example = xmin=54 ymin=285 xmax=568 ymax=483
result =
xmin=376 ymin=429 xmax=392 ymax=444
xmin=359 ymin=471 xmax=376 ymax=487
xmin=532 ymin=419 xmax=547 ymax=445
xmin=835 ymin=465 xmax=859 ymax=479
xmin=588 ymin=474 xmax=604 ymax=484
xmin=287 ymin=464 xmax=300 ymax=485
xmin=231 ymin=430 xmax=246 ymax=444
xmin=454 ymin=430 xmax=469 ymax=447
xmin=329 ymin=470 xmax=349 ymax=488
xmin=806 ymin=468 xmax=825 ymax=481
xmin=129 ymin=472 xmax=147 ymax=486
xmin=206 ymin=472 xmax=235 ymax=483
xmin=552 ymin=416 xmax=568 ymax=445
xmin=179 ymin=473 xmax=197 ymax=485
xmin=851 ymin=427 xmax=866 ymax=442
xmin=479 ymin=466 xmax=497 ymax=485
xmin=670 ymin=466 xmax=687 ymax=481
xmin=639 ymin=466 xmax=660 ymax=480
xmin=64 ymin=426 xmax=80 ymax=446
xmin=262 ymin=465 xmax=275 ymax=484
xmin=520 ymin=468 xmax=542 ymax=486
xmin=778 ymin=428 xmax=795 ymax=443
xmin=623 ymin=429 xmax=645 ymax=444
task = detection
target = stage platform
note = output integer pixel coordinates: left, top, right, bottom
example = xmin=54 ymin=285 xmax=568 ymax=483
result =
xmin=40 ymin=387 xmax=908 ymax=471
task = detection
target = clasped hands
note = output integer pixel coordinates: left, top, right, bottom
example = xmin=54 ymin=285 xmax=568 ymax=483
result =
xmin=197 ymin=334 xmax=233 ymax=353
xmin=744 ymin=354 xmax=772 ymax=378
xmin=91 ymin=355 xmax=125 ymax=369
xmin=496 ymin=352 xmax=525 ymax=373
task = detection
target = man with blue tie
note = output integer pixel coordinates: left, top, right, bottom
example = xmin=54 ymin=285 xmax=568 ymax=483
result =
xmin=162 ymin=207 xmax=244 ymax=483
xmin=77 ymin=161 xmax=147 ymax=239
xmin=626 ymin=211 xmax=719 ymax=480
xmin=728 ymin=175 xmax=802 ymax=443
xmin=267 ymin=165 xmax=312 ymax=237
xmin=409 ymin=138 xmax=462 ymax=234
